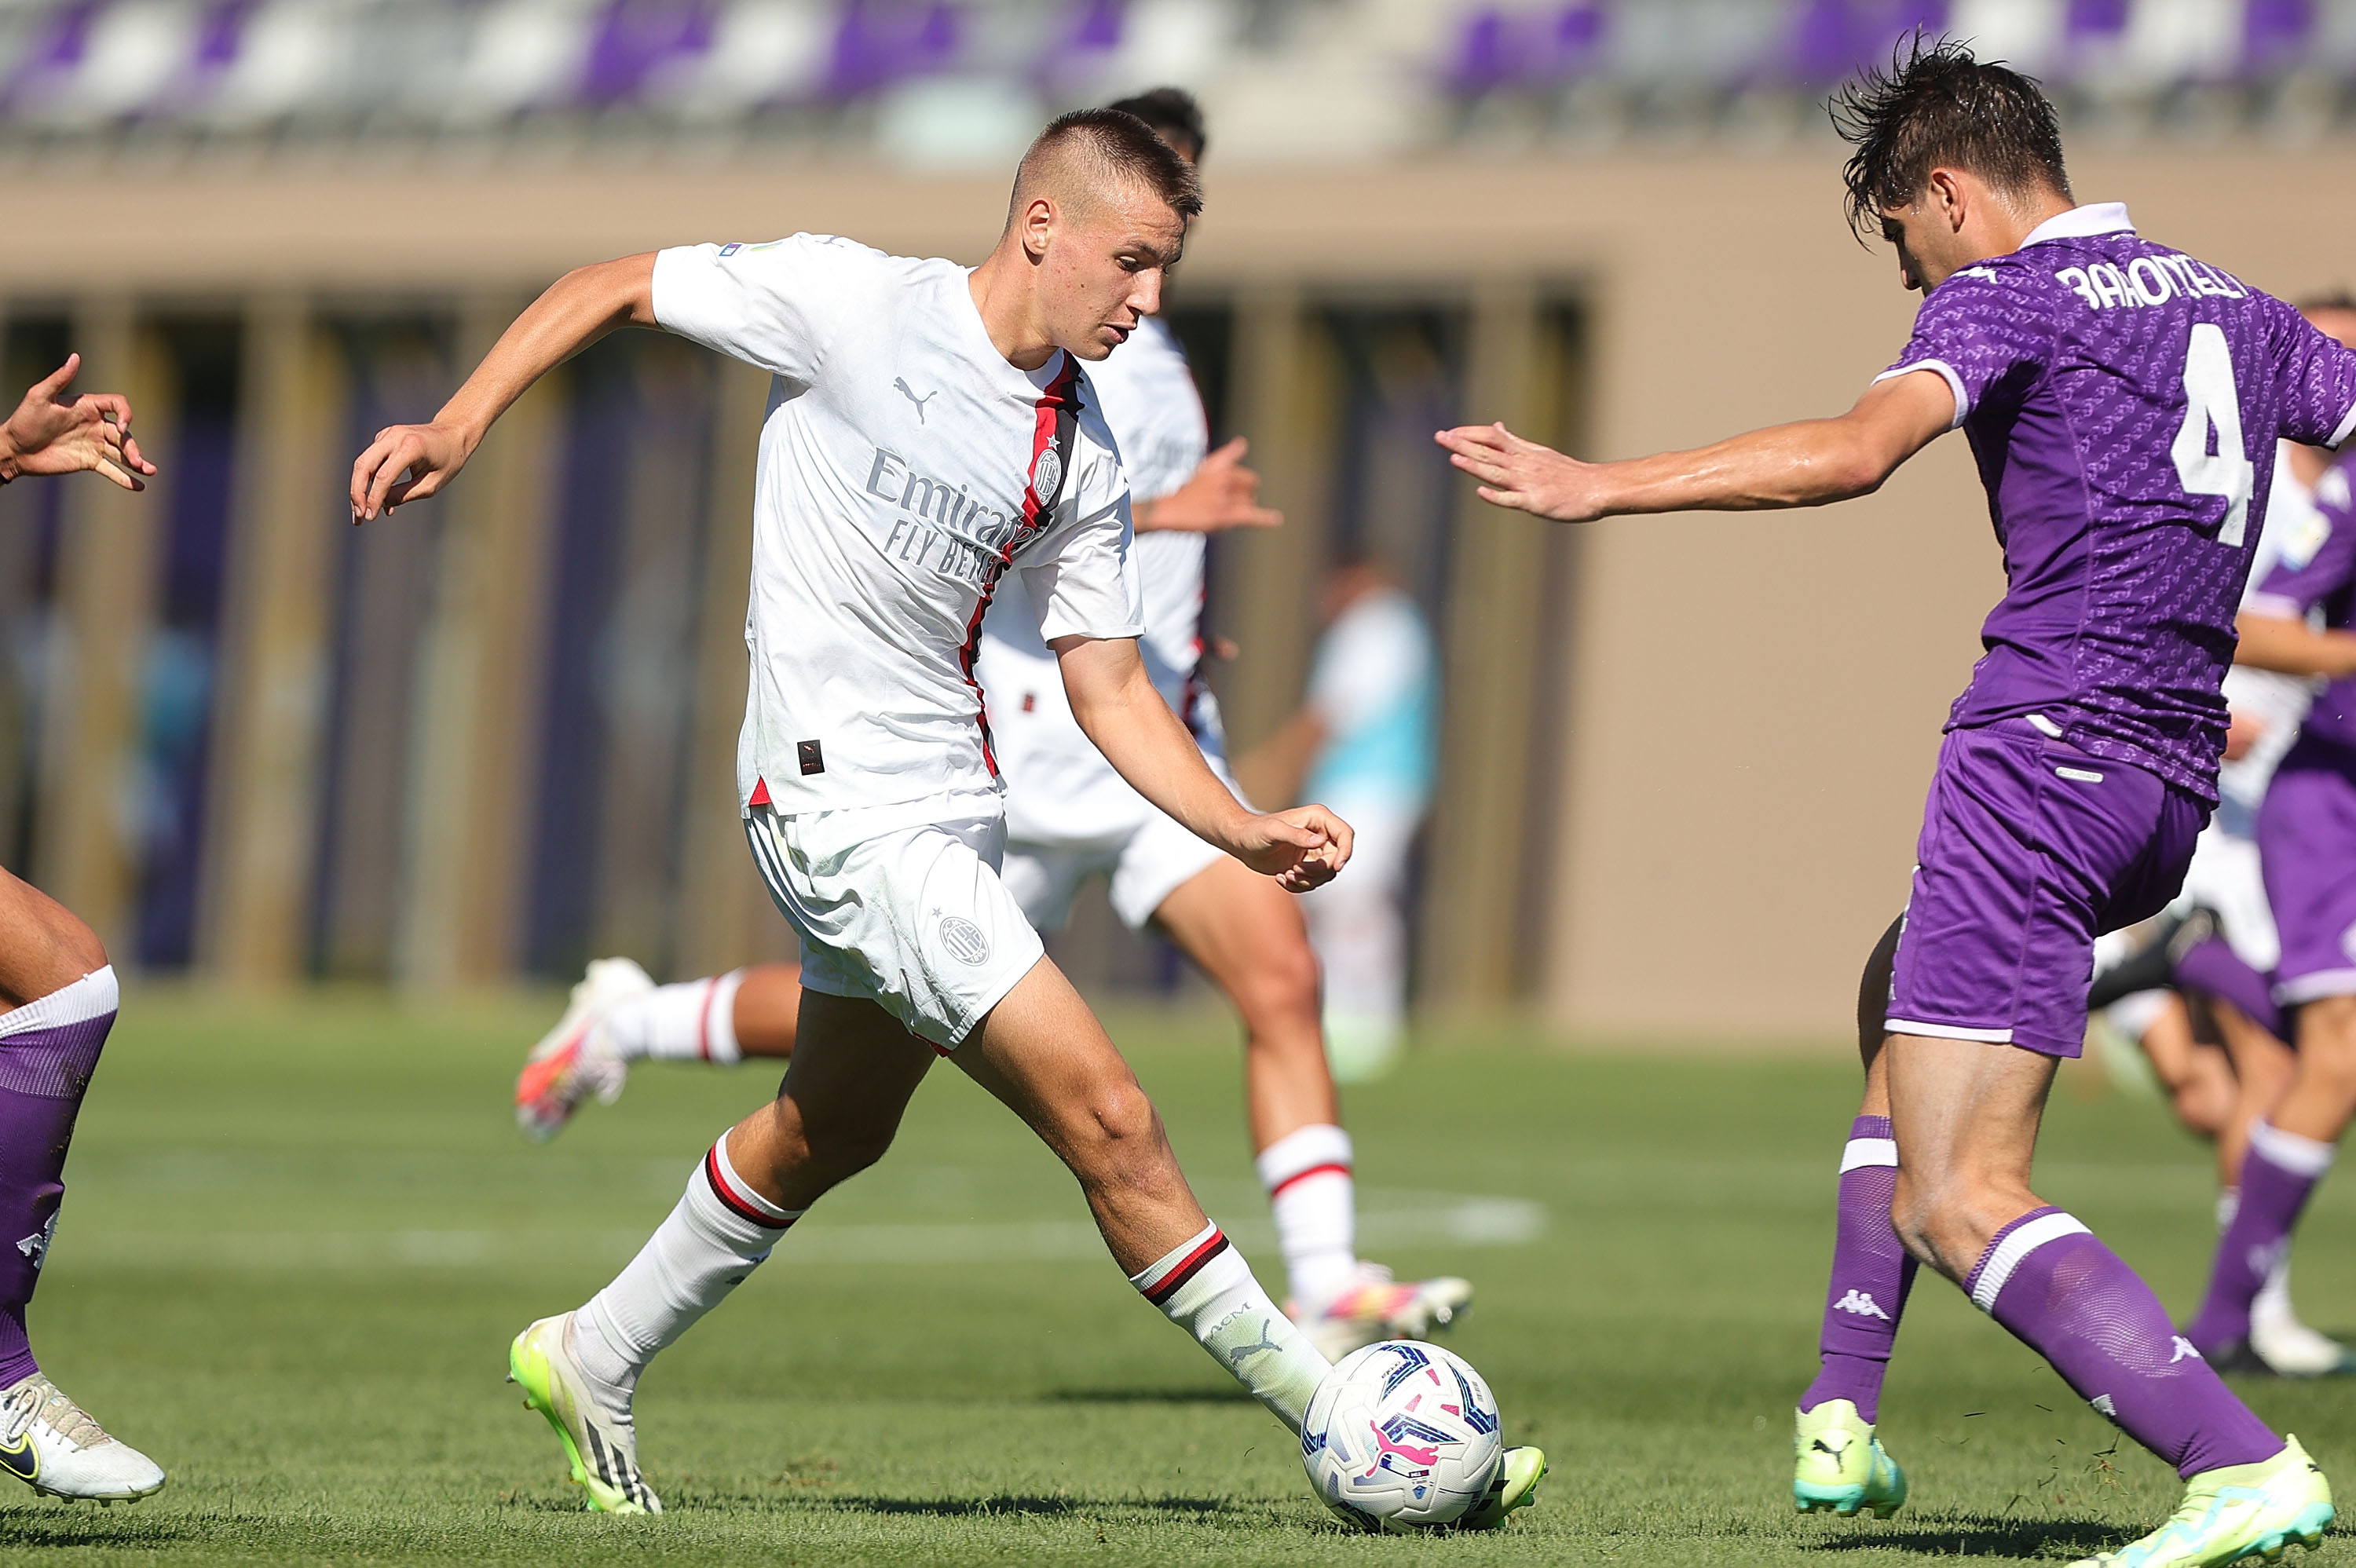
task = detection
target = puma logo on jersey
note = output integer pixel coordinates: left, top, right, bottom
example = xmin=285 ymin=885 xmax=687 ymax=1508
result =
xmin=893 ymin=378 xmax=936 ymax=422
xmin=1832 ymin=1288 xmax=1890 ymax=1321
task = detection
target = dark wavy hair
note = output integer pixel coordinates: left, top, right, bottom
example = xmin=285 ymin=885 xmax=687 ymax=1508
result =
xmin=1106 ymin=86 xmax=1207 ymax=161
xmin=1831 ymin=35 xmax=2071 ymax=243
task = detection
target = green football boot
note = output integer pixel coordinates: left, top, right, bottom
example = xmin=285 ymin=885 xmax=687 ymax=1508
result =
xmin=1456 ymin=1446 xmax=1546 ymax=1530
xmin=507 ymin=1314 xmax=660 ymax=1515
xmin=2069 ymin=1435 xmax=2332 ymax=1567
xmin=1794 ymin=1400 xmax=1907 ymax=1518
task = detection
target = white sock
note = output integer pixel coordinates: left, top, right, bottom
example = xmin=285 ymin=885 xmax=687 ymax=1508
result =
xmin=1129 ymin=1222 xmax=1332 ymax=1434
xmin=1255 ymin=1124 xmax=1359 ymax=1310
xmin=575 ymin=1137 xmax=799 ymax=1417
xmin=602 ymin=972 xmax=745 ymax=1065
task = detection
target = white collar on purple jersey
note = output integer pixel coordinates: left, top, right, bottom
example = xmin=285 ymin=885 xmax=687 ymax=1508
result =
xmin=2019 ymin=202 xmax=2135 ymax=248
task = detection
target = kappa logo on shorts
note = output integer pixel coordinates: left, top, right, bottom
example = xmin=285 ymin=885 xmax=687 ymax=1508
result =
xmin=939 ymin=916 xmax=991 ymax=966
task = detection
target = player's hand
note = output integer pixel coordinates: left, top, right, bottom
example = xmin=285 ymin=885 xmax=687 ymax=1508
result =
xmin=1435 ymin=422 xmax=1605 ymax=521
xmin=349 ymin=421 xmax=472 ymax=522
xmin=2224 ymin=707 xmax=2266 ymax=762
xmin=1138 ymin=437 xmax=1282 ymax=533
xmin=0 ymin=356 xmax=154 ymax=490
xmin=1231 ymin=803 xmax=1353 ymax=892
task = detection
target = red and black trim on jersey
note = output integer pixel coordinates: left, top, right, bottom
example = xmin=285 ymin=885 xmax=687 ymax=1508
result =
xmin=1136 ymin=1226 xmax=1232 ymax=1306
xmin=703 ymin=1143 xmax=796 ymax=1230
xmin=958 ymin=355 xmax=1086 ymax=777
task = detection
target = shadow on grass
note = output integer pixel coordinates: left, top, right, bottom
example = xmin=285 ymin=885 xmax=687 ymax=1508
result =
xmin=0 ymin=1509 xmax=205 ymax=1551
xmin=1804 ymin=1518 xmax=2124 ymax=1559
xmin=1041 ymin=1387 xmax=1257 ymax=1405
xmin=832 ymin=1493 xmax=1232 ymax=1519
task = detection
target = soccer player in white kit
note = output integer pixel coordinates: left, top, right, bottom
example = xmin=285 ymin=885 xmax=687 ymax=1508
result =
xmin=350 ymin=110 xmax=1543 ymax=1525
xmin=512 ymin=90 xmax=1476 ymax=1364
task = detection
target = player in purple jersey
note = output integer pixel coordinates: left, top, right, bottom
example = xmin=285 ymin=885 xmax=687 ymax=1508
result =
xmin=2180 ymin=446 xmax=2356 ymax=1372
xmin=0 ymin=356 xmax=165 ymax=1501
xmin=1440 ymin=40 xmax=2350 ymax=1568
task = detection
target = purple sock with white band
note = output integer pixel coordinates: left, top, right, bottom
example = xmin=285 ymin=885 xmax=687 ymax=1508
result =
xmin=1800 ymin=1116 xmax=1917 ymax=1423
xmin=2184 ymin=1120 xmax=2335 ymax=1354
xmin=1968 ymin=1206 xmax=2281 ymax=1478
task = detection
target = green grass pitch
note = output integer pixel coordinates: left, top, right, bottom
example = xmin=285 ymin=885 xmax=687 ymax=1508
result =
xmin=0 ymin=989 xmax=2349 ymax=1564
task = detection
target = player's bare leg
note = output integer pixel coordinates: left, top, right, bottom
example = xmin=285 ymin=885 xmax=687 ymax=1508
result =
xmin=2131 ymin=994 xmax=2236 ymax=1145
xmin=1885 ymin=1030 xmax=2292 ymax=1487
xmin=521 ymin=959 xmax=1330 ymax=1511
xmin=1154 ymin=855 xmax=1469 ymax=1354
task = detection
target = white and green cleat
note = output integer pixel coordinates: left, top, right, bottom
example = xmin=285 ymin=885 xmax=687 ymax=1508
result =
xmin=1794 ymin=1400 xmax=1907 ymax=1518
xmin=507 ymin=1314 xmax=660 ymax=1515
xmin=1456 ymin=1446 xmax=1546 ymax=1530
xmin=2069 ymin=1435 xmax=2332 ymax=1567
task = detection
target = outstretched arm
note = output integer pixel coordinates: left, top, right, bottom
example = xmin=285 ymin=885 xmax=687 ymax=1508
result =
xmin=1056 ymin=634 xmax=1350 ymax=891
xmin=1433 ymin=370 xmax=1955 ymax=523
xmin=0 ymin=356 xmax=155 ymax=490
xmin=2235 ymin=610 xmax=2356 ymax=680
xmin=349 ymin=254 xmax=657 ymax=521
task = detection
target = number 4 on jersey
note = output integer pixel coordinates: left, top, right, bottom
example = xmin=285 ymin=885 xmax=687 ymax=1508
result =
xmin=2171 ymin=321 xmax=2256 ymax=547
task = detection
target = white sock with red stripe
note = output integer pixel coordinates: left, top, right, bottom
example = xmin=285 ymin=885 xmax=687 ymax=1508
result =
xmin=1256 ymin=1124 xmax=1359 ymax=1311
xmin=1129 ymin=1221 xmax=1331 ymax=1434
xmin=601 ymin=973 xmax=745 ymax=1065
xmin=572 ymin=1135 xmax=799 ymax=1423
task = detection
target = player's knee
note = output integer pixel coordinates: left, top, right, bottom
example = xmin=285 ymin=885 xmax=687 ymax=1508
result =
xmin=1231 ymin=940 xmax=1322 ymax=1035
xmin=1071 ymin=1081 xmax=1170 ymax=1186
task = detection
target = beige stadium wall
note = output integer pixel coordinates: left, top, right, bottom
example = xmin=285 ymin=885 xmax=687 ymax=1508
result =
xmin=2 ymin=144 xmax=2351 ymax=1036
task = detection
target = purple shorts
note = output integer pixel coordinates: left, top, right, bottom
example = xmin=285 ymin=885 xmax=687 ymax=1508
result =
xmin=1885 ymin=722 xmax=2208 ymax=1057
xmin=2258 ymin=735 xmax=2356 ymax=1005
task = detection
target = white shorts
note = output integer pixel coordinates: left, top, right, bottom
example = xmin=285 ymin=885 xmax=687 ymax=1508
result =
xmin=743 ymin=793 xmax=1044 ymax=1049
xmin=2179 ymin=823 xmax=2281 ymax=974
xmin=1000 ymin=757 xmax=1241 ymax=932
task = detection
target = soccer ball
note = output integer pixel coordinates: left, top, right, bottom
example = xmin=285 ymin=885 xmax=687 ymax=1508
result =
xmin=1300 ymin=1340 xmax=1503 ymax=1531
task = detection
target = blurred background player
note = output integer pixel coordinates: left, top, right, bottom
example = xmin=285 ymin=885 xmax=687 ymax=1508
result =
xmin=1440 ymin=39 xmax=2356 ymax=1567
xmin=1242 ymin=560 xmax=1438 ymax=1085
xmin=511 ymin=89 xmax=1472 ymax=1364
xmin=0 ymin=356 xmax=163 ymax=1501
xmin=2180 ymin=429 xmax=2356 ymax=1372
xmin=2087 ymin=294 xmax=2356 ymax=1377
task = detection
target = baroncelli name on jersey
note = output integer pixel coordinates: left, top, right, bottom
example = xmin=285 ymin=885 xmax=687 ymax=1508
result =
xmin=868 ymin=447 xmax=1034 ymax=588
xmin=2054 ymin=252 xmax=2248 ymax=313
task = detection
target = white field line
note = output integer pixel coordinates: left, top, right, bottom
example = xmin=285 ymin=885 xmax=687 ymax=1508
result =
xmin=53 ymin=1190 xmax=1546 ymax=1272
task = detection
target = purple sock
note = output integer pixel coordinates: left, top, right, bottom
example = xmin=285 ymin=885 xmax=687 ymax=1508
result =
xmin=2184 ymin=1120 xmax=2333 ymax=1354
xmin=2173 ymin=937 xmax=2285 ymax=1041
xmin=1799 ymin=1116 xmax=1917 ymax=1423
xmin=1970 ymin=1206 xmax=2281 ymax=1478
xmin=0 ymin=969 xmax=118 ymax=1387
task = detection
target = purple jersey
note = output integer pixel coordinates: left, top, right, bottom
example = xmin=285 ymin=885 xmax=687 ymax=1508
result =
xmin=2248 ymin=457 xmax=2356 ymax=751
xmin=1879 ymin=203 xmax=2356 ymax=804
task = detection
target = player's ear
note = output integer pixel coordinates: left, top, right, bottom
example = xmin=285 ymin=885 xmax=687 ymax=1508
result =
xmin=1022 ymin=195 xmax=1055 ymax=261
xmin=1926 ymin=168 xmax=1967 ymax=232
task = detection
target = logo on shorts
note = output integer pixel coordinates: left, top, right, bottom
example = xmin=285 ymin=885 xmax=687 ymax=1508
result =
xmin=1030 ymin=448 xmax=1063 ymax=507
xmin=940 ymin=916 xmax=990 ymax=966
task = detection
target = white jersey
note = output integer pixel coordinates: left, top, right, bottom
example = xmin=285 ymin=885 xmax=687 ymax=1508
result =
xmin=2217 ymin=441 xmax=2327 ymax=825
xmin=978 ymin=315 xmax=1220 ymax=846
xmin=652 ymin=234 xmax=1143 ymax=816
